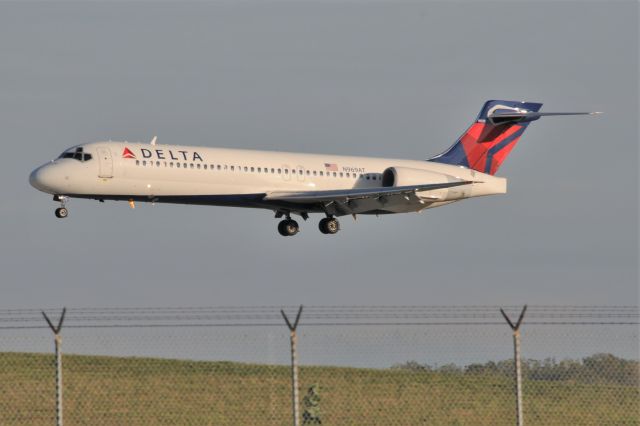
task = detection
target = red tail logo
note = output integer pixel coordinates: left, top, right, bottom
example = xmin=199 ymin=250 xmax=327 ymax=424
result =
xmin=122 ymin=147 xmax=136 ymax=159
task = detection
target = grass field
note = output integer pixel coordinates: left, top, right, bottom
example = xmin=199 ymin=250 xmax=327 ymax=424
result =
xmin=1 ymin=352 xmax=637 ymax=425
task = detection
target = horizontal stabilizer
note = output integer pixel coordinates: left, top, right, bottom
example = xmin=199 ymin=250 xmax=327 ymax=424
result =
xmin=488 ymin=110 xmax=602 ymax=125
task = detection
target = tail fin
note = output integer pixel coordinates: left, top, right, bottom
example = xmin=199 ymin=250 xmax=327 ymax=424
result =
xmin=428 ymin=100 xmax=599 ymax=175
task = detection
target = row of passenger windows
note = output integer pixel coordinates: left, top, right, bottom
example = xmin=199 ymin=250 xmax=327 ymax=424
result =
xmin=134 ymin=160 xmax=381 ymax=180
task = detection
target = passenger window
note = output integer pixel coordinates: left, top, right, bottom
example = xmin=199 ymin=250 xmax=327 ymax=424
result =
xmin=183 ymin=163 xmax=187 ymax=168
xmin=257 ymin=167 xmax=261 ymax=173
xmin=292 ymin=169 xmax=296 ymax=174
xmin=218 ymin=165 xmax=222 ymax=170
xmin=203 ymin=164 xmax=207 ymax=170
xmin=170 ymin=162 xmax=174 ymax=168
xmin=271 ymin=168 xmax=275 ymax=173
xmin=251 ymin=167 xmax=255 ymax=172
xmin=333 ymin=172 xmax=337 ymax=177
xmin=319 ymin=171 xmax=324 ymax=176
xmin=197 ymin=164 xmax=201 ymax=169
xmin=176 ymin=163 xmax=180 ymax=168
xmin=156 ymin=161 xmax=160 ymax=167
xmin=142 ymin=160 xmax=147 ymax=166
xmin=340 ymin=172 xmax=343 ymax=177
xmin=136 ymin=160 xmax=140 ymax=166
xmin=285 ymin=169 xmax=289 ymax=174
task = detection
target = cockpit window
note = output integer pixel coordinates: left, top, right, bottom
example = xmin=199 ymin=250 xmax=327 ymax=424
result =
xmin=58 ymin=147 xmax=92 ymax=162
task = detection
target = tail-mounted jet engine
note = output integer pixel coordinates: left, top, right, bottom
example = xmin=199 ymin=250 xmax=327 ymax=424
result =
xmin=382 ymin=167 xmax=451 ymax=187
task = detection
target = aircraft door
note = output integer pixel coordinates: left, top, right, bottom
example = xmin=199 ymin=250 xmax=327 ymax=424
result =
xmin=97 ymin=147 xmax=113 ymax=178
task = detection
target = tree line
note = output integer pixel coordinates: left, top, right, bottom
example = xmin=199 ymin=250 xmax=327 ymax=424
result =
xmin=393 ymin=353 xmax=639 ymax=386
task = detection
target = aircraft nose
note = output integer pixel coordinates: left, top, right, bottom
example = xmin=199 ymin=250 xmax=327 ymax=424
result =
xmin=29 ymin=164 xmax=58 ymax=194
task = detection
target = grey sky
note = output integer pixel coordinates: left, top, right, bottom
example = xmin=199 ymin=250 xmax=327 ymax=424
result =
xmin=0 ymin=1 xmax=637 ymax=309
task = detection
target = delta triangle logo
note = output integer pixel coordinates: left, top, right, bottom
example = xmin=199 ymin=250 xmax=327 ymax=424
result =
xmin=122 ymin=147 xmax=136 ymax=159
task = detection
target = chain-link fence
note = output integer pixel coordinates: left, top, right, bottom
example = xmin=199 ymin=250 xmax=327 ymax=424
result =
xmin=0 ymin=306 xmax=638 ymax=425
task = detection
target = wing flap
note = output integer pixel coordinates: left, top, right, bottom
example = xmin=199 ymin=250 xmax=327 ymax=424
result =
xmin=264 ymin=180 xmax=472 ymax=204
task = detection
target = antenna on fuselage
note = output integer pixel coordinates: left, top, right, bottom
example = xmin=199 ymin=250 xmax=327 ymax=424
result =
xmin=150 ymin=136 xmax=157 ymax=146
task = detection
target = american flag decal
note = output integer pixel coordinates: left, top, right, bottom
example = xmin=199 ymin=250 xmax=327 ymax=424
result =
xmin=324 ymin=163 xmax=338 ymax=172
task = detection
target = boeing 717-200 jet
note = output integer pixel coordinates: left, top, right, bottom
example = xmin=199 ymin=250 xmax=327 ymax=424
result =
xmin=29 ymin=100 xmax=598 ymax=236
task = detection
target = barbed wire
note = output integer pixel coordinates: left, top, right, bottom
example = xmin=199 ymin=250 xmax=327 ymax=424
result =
xmin=2 ymin=305 xmax=637 ymax=314
xmin=0 ymin=321 xmax=638 ymax=331
xmin=0 ymin=305 xmax=636 ymax=329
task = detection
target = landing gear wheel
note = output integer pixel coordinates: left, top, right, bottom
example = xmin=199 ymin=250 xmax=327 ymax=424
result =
xmin=319 ymin=217 xmax=340 ymax=234
xmin=278 ymin=219 xmax=299 ymax=236
xmin=55 ymin=207 xmax=68 ymax=219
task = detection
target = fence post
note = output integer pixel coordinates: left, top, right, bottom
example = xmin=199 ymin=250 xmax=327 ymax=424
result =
xmin=500 ymin=305 xmax=527 ymax=426
xmin=42 ymin=308 xmax=66 ymax=426
xmin=281 ymin=305 xmax=303 ymax=426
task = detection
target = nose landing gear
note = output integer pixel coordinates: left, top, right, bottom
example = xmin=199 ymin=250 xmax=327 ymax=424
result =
xmin=54 ymin=207 xmax=68 ymax=218
xmin=53 ymin=195 xmax=69 ymax=219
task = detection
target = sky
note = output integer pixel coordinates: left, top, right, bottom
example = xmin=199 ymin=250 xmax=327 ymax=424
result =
xmin=0 ymin=1 xmax=637 ymax=310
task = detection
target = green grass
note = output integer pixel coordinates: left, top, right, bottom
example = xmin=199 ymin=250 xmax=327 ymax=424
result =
xmin=0 ymin=352 xmax=637 ymax=425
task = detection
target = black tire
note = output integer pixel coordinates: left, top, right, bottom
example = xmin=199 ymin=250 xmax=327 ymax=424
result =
xmin=318 ymin=218 xmax=330 ymax=234
xmin=278 ymin=219 xmax=299 ymax=236
xmin=319 ymin=217 xmax=339 ymax=234
xmin=55 ymin=207 xmax=68 ymax=219
xmin=278 ymin=220 xmax=289 ymax=236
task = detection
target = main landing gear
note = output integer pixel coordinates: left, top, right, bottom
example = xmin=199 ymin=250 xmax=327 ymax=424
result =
xmin=276 ymin=212 xmax=341 ymax=237
xmin=278 ymin=219 xmax=300 ymax=236
xmin=53 ymin=195 xmax=69 ymax=219
xmin=319 ymin=217 xmax=340 ymax=234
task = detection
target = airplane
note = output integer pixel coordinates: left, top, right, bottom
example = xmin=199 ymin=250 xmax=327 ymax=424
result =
xmin=29 ymin=100 xmax=599 ymax=236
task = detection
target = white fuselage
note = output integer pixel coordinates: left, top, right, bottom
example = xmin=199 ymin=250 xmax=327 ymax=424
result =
xmin=30 ymin=141 xmax=507 ymax=216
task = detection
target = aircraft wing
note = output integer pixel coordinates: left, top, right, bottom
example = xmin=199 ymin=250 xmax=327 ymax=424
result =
xmin=264 ymin=180 xmax=473 ymax=215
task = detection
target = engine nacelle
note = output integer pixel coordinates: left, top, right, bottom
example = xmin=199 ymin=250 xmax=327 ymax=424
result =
xmin=382 ymin=167 xmax=450 ymax=187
